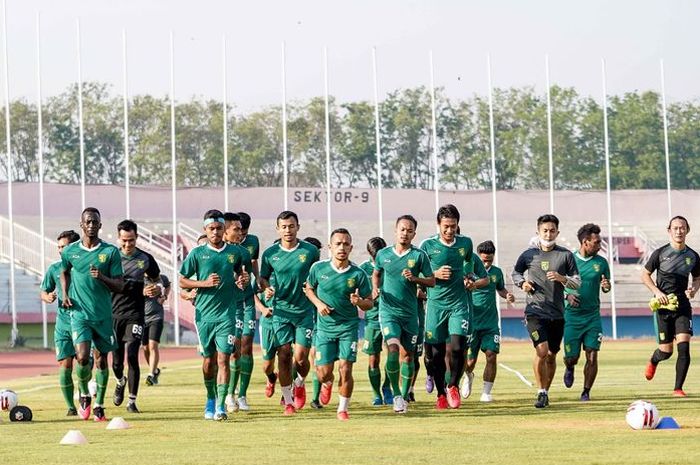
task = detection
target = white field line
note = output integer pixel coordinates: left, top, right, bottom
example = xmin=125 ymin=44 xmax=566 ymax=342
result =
xmin=499 ymin=363 xmax=534 ymax=388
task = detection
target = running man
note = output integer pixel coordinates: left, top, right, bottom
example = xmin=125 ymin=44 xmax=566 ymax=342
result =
xmin=40 ymin=230 xmax=80 ymax=416
xmin=462 ymin=240 xmax=514 ymax=402
xmin=512 ymin=214 xmax=580 ymax=409
xmin=111 ymin=220 xmax=161 ymax=414
xmin=420 ymin=204 xmax=476 ymax=409
xmin=305 ymin=228 xmax=373 ymax=420
xmin=143 ymin=274 xmax=170 ymax=386
xmin=179 ymin=209 xmax=250 ymax=421
xmin=562 ymin=224 xmax=611 ymax=401
xmin=373 ymin=215 xmax=435 ymax=413
xmin=259 ymin=211 xmax=320 ymax=415
xmin=60 ymin=207 xmax=124 ymax=422
xmin=359 ymin=236 xmax=388 ymax=406
xmin=642 ymin=216 xmax=700 ymax=397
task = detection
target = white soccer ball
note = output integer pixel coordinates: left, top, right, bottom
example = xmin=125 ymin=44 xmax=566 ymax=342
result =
xmin=0 ymin=389 xmax=18 ymax=411
xmin=626 ymin=400 xmax=660 ymax=430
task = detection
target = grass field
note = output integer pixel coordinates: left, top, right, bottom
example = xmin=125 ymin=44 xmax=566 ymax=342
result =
xmin=1 ymin=340 xmax=698 ymax=465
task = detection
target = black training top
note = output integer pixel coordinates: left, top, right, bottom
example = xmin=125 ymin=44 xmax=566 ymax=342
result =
xmin=112 ymin=248 xmax=161 ymax=321
xmin=645 ymin=243 xmax=700 ymax=314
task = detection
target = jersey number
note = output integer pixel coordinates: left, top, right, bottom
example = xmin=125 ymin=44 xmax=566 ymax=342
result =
xmin=132 ymin=325 xmax=143 ymax=336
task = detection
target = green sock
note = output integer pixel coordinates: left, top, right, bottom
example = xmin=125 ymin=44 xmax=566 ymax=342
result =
xmin=59 ymin=367 xmax=76 ymax=409
xmin=382 ymin=367 xmax=391 ymax=390
xmin=217 ymin=384 xmax=228 ymax=411
xmin=386 ymin=352 xmax=400 ymax=395
xmin=368 ymin=367 xmax=382 ymax=398
xmin=75 ymin=362 xmax=91 ymax=395
xmin=312 ymin=370 xmax=321 ymax=402
xmin=400 ymin=361 xmax=415 ymax=398
xmin=204 ymin=377 xmax=216 ymax=400
xmin=238 ymin=355 xmax=253 ymax=397
xmin=94 ymin=368 xmax=109 ymax=405
xmin=445 ymin=370 xmax=451 ymax=387
xmin=228 ymin=358 xmax=241 ymax=396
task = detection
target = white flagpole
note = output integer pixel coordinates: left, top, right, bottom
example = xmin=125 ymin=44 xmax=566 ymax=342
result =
xmin=122 ymin=29 xmax=130 ymax=218
xmin=281 ymin=42 xmax=289 ymax=211
xmin=487 ymin=54 xmax=501 ymax=330
xmin=545 ymin=54 xmax=554 ymax=214
xmin=429 ymin=50 xmax=439 ymax=211
xmin=2 ymin=0 xmax=17 ymax=346
xmin=221 ymin=34 xmax=229 ymax=211
xmin=601 ymin=58 xmax=618 ymax=340
xmin=37 ymin=12 xmax=48 ymax=348
xmin=169 ymin=31 xmax=180 ymax=346
xmin=222 ymin=35 xmax=229 ymax=212
xmin=76 ymin=19 xmax=85 ymax=210
xmin=372 ymin=47 xmax=384 ymax=238
xmin=660 ymin=59 xmax=672 ymax=218
xmin=323 ymin=47 xmax=332 ymax=239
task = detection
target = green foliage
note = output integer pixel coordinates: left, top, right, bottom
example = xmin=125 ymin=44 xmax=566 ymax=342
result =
xmin=1 ymin=82 xmax=698 ymax=190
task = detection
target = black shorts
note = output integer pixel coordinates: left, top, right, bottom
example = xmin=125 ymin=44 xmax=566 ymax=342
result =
xmin=113 ymin=318 xmax=144 ymax=344
xmin=525 ymin=316 xmax=564 ymax=353
xmin=654 ymin=310 xmax=693 ymax=344
xmin=142 ymin=320 xmax=164 ymax=345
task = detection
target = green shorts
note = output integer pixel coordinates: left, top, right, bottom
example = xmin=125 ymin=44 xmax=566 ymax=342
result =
xmin=424 ymin=306 xmax=470 ymax=344
xmin=467 ymin=327 xmax=501 ymax=359
xmin=564 ymin=314 xmax=603 ymax=358
xmin=272 ymin=312 xmax=314 ymax=348
xmin=240 ymin=297 xmax=257 ymax=337
xmin=379 ymin=312 xmax=418 ymax=353
xmin=195 ymin=319 xmax=235 ymax=357
xmin=71 ymin=316 xmax=116 ymax=354
xmin=362 ymin=323 xmax=383 ymax=355
xmin=55 ymin=312 xmax=76 ymax=361
xmin=315 ymin=328 xmax=359 ymax=365
xmin=259 ymin=316 xmax=279 ymax=361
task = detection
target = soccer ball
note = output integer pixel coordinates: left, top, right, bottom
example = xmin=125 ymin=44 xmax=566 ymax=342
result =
xmin=626 ymin=400 xmax=660 ymax=430
xmin=0 ymin=389 xmax=18 ymax=411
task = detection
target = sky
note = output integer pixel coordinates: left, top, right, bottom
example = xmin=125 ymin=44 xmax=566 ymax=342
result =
xmin=2 ymin=0 xmax=698 ymax=112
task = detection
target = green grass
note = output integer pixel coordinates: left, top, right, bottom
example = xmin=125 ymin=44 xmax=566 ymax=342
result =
xmin=1 ymin=340 xmax=698 ymax=465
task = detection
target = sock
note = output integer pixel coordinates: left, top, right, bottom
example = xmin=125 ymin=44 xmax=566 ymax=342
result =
xmin=386 ymin=352 xmax=401 ymax=396
xmin=651 ymin=349 xmax=672 ymax=365
xmin=400 ymin=361 xmax=414 ymax=398
xmin=538 ymin=388 xmax=546 ymax=395
xmin=59 ymin=367 xmax=76 ymax=409
xmin=483 ymin=381 xmax=494 ymax=395
xmin=228 ymin=359 xmax=241 ymax=396
xmin=95 ymin=368 xmax=109 ymax=405
xmin=294 ymin=373 xmax=305 ymax=388
xmin=266 ymin=372 xmax=277 ymax=384
xmin=675 ymin=342 xmax=690 ymax=390
xmin=312 ymin=371 xmax=321 ymax=402
xmin=281 ymin=385 xmax=293 ymax=405
xmin=238 ymin=355 xmax=253 ymax=397
xmin=368 ymin=367 xmax=382 ymax=398
xmin=382 ymin=368 xmax=391 ymax=390
xmin=337 ymin=395 xmax=349 ymax=413
xmin=75 ymin=362 xmax=91 ymax=395
xmin=116 ymin=376 xmax=126 ymax=387
xmin=582 ymin=386 xmax=591 ymax=396
xmin=128 ymin=394 xmax=137 ymax=404
xmin=204 ymin=377 xmax=216 ymax=400
xmin=216 ymin=384 xmax=228 ymax=411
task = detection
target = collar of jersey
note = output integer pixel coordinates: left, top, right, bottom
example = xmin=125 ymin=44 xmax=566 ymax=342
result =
xmin=278 ymin=242 xmax=300 ymax=253
xmin=574 ymin=250 xmax=594 ymax=262
xmin=391 ymin=246 xmax=412 ymax=258
xmin=330 ymin=260 xmax=352 ymax=274
xmin=79 ymin=240 xmax=102 ymax=252
xmin=206 ymin=243 xmax=226 ymax=253
xmin=438 ymin=236 xmax=456 ymax=247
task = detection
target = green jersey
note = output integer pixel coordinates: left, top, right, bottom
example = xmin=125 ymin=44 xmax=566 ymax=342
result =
xmin=565 ymin=251 xmax=610 ymax=316
xmin=420 ymin=234 xmax=474 ymax=312
xmin=463 ymin=251 xmax=489 ymax=315
xmin=41 ymin=261 xmax=67 ymax=315
xmin=472 ymin=264 xmax=505 ymax=330
xmin=179 ymin=242 xmax=251 ymax=323
xmin=307 ymin=260 xmax=371 ymax=336
xmin=61 ymin=240 xmax=123 ymax=321
xmin=260 ymin=240 xmax=320 ymax=319
xmin=240 ymin=234 xmax=260 ymax=299
xmin=359 ymin=260 xmax=379 ymax=325
xmin=374 ymin=245 xmax=433 ymax=319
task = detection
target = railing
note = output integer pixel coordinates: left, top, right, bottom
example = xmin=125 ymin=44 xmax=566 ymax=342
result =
xmin=599 ymin=239 xmax=619 ymax=263
xmin=0 ymin=215 xmax=58 ymax=276
xmin=178 ymin=222 xmax=200 ymax=245
xmin=632 ymin=226 xmax=661 ymax=264
xmin=138 ymin=224 xmax=184 ymax=262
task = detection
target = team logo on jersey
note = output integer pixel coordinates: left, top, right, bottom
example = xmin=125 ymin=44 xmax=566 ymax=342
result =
xmin=407 ymin=259 xmax=416 ymax=268
xmin=426 ymin=330 xmax=433 ymax=339
xmin=531 ymin=330 xmax=539 ymax=341
xmin=227 ymin=254 xmax=235 ymax=264
xmin=247 ymin=246 xmax=254 ymax=255
xmin=593 ymin=264 xmax=600 ymax=272
xmin=137 ymin=260 xmax=145 ymax=269
xmin=299 ymin=254 xmax=307 ymax=263
xmin=491 ymin=275 xmax=497 ymax=283
xmin=540 ymin=261 xmax=549 ymax=271
xmin=98 ymin=253 xmax=107 ymax=263
xmin=459 ymin=248 xmax=466 ymax=257
xmin=686 ymin=257 xmax=693 ymax=266
xmin=347 ymin=277 xmax=356 ymax=288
